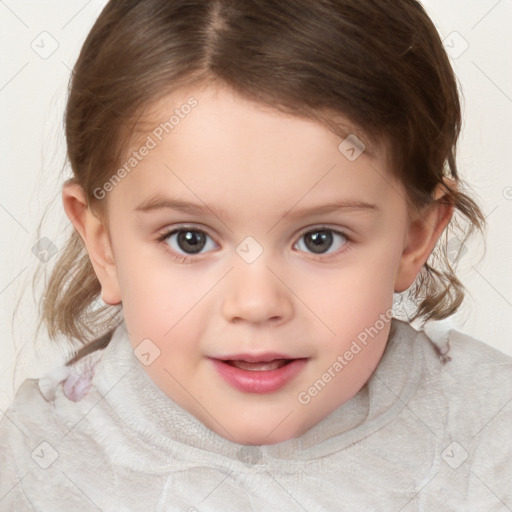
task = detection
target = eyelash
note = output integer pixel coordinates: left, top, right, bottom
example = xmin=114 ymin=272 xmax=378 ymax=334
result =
xmin=156 ymin=224 xmax=353 ymax=264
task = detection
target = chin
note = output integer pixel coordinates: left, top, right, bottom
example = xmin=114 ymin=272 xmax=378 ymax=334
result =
xmin=213 ymin=419 xmax=306 ymax=446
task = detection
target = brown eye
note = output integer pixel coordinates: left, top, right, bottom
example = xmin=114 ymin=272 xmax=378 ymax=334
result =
xmin=304 ymin=230 xmax=333 ymax=254
xmin=161 ymin=228 xmax=217 ymax=256
xmin=294 ymin=228 xmax=348 ymax=256
xmin=176 ymin=230 xmax=207 ymax=254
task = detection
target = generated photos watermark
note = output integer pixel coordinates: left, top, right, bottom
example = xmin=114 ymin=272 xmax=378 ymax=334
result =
xmin=93 ymin=97 xmax=198 ymax=200
xmin=297 ymin=309 xmax=393 ymax=405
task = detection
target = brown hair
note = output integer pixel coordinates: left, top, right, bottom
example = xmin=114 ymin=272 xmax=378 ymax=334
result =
xmin=32 ymin=0 xmax=485 ymax=366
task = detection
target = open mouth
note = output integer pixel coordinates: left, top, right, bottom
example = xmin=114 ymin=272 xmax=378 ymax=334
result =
xmin=223 ymin=359 xmax=293 ymax=371
xmin=210 ymin=356 xmax=308 ymax=393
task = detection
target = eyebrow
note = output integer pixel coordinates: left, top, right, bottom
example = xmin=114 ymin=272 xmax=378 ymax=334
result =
xmin=135 ymin=195 xmax=379 ymax=221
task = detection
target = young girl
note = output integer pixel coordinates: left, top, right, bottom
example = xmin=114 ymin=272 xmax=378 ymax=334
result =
xmin=1 ymin=0 xmax=511 ymax=510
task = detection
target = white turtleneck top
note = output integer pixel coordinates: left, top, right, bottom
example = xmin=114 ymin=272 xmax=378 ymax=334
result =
xmin=1 ymin=318 xmax=511 ymax=511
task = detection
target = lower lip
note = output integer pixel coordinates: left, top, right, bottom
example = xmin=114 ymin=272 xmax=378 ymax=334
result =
xmin=210 ymin=358 xmax=307 ymax=394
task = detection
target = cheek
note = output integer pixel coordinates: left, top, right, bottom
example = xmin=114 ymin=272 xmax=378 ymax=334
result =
xmin=348 ymin=232 xmax=404 ymax=298
xmin=111 ymin=242 xmax=176 ymax=341
xmin=299 ymin=256 xmax=396 ymax=328
xmin=116 ymin=261 xmax=208 ymax=360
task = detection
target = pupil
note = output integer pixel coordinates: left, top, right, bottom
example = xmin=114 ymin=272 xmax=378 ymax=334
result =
xmin=177 ymin=230 xmax=206 ymax=254
xmin=306 ymin=230 xmax=332 ymax=254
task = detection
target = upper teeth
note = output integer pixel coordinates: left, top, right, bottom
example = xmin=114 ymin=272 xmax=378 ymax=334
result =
xmin=229 ymin=359 xmax=289 ymax=371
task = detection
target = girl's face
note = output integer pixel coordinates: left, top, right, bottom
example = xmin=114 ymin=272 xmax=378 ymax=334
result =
xmin=68 ymin=83 xmax=449 ymax=445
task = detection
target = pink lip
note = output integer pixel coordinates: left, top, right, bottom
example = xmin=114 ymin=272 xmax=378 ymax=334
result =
xmin=215 ymin=352 xmax=295 ymax=363
xmin=209 ymin=356 xmax=308 ymax=394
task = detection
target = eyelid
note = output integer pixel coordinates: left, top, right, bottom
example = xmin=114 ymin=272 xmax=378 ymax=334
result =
xmin=293 ymin=224 xmax=352 ymax=247
xmin=157 ymin=223 xmax=219 ymax=243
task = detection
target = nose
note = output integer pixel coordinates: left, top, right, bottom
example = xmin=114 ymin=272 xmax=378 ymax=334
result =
xmin=221 ymin=258 xmax=294 ymax=325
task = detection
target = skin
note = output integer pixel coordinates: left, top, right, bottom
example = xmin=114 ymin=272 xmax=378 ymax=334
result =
xmin=63 ymin=83 xmax=454 ymax=445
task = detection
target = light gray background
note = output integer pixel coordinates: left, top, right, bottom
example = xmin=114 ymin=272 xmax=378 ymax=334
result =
xmin=1 ymin=0 xmax=511 ymax=412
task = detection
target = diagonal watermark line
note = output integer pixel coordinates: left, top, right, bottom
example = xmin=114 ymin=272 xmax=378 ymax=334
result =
xmin=0 ymin=470 xmax=30 ymax=504
xmin=470 ymin=470 xmax=512 ymax=511
xmin=163 ymin=367 xmax=234 ymax=440
xmin=61 ymin=0 xmax=93 ymax=29
xmin=484 ymin=204 xmax=499 ymax=220
xmin=0 ymin=267 xmax=27 ymax=295
xmin=38 ymin=185 xmax=84 ymax=240
xmin=471 ymin=266 xmax=512 ymax=309
xmin=367 ymin=160 xmax=407 ymax=201
xmin=164 ymin=267 xmax=234 ymax=336
xmin=264 ymin=409 xmax=294 ymax=440
xmin=397 ymin=471 xmax=439 ymax=511
xmin=471 ymin=0 xmax=505 ymax=30
xmin=266 ymin=470 xmax=312 ymax=512
xmin=0 ymin=62 xmax=29 ymax=92
xmin=0 ymin=203 xmax=29 ymax=233
xmin=0 ymin=407 xmax=30 ymax=439
xmin=265 ymin=266 xmax=336 ymax=335
xmin=58 ymin=202 xmax=87 ymax=237
xmin=0 ymin=1 xmax=29 ymax=28
xmin=472 ymin=61 xmax=512 ymax=105
xmin=60 ymin=470 xmax=102 ymax=511
xmin=471 ymin=395 xmax=512 ymax=441
xmin=163 ymin=163 xmax=235 ymax=233
xmin=194 ymin=470 xmax=233 ymax=507
xmin=266 ymin=164 xmax=336 ymax=234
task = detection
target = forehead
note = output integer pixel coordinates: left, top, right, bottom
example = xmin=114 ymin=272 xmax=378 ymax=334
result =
xmin=130 ymin=81 xmax=383 ymax=157
xmin=108 ymin=83 xmax=403 ymax=221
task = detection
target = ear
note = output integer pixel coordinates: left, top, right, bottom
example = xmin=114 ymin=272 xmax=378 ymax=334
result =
xmin=394 ymin=180 xmax=455 ymax=293
xmin=62 ymin=181 xmax=122 ymax=305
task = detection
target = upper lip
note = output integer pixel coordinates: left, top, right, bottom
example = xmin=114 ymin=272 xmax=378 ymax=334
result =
xmin=211 ymin=352 xmax=301 ymax=363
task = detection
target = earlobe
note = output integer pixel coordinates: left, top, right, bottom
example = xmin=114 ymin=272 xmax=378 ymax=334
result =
xmin=394 ymin=183 xmax=455 ymax=293
xmin=62 ymin=181 xmax=122 ymax=305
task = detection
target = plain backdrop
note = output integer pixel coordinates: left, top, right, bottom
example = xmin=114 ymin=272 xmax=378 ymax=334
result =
xmin=1 ymin=0 xmax=511 ymax=411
